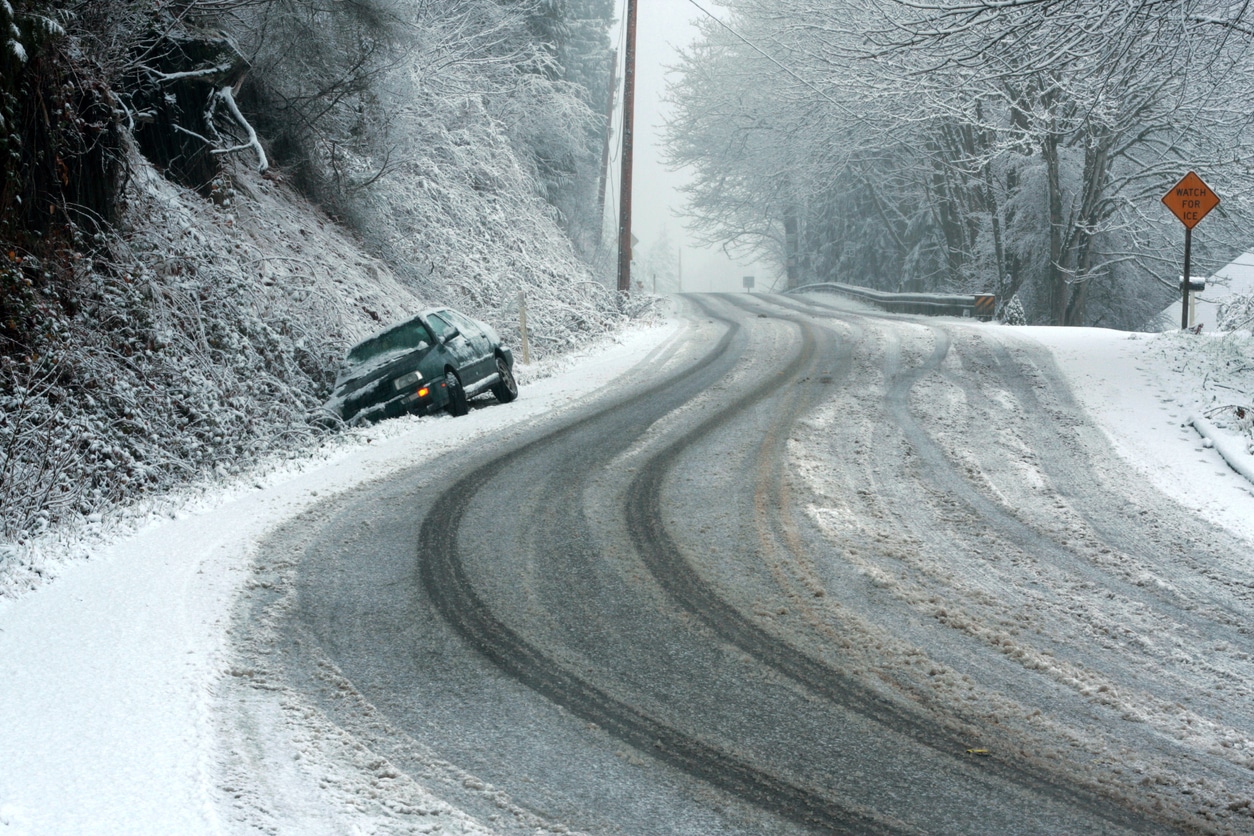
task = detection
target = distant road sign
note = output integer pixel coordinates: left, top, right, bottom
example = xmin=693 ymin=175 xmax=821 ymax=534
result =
xmin=742 ymin=275 xmax=755 ymax=290
xmin=1162 ymin=171 xmax=1220 ymax=229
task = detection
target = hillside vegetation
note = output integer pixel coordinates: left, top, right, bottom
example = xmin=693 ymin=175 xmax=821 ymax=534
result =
xmin=0 ymin=0 xmax=636 ymax=568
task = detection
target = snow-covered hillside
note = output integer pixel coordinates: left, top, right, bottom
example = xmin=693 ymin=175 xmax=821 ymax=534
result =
xmin=0 ymin=0 xmax=639 ymax=574
xmin=0 ymin=143 xmax=648 ymax=596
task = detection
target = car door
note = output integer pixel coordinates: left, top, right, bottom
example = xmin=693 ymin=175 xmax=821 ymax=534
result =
xmin=425 ymin=312 xmax=481 ymax=381
xmin=438 ymin=309 xmax=494 ymax=382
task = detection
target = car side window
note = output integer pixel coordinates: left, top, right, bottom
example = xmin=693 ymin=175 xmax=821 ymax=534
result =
xmin=427 ymin=314 xmax=454 ymax=342
xmin=444 ymin=310 xmax=480 ymax=336
xmin=406 ymin=320 xmax=433 ymax=349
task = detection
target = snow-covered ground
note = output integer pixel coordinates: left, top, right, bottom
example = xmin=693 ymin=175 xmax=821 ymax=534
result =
xmin=1023 ymin=326 xmax=1254 ymax=543
xmin=1 ymin=312 xmax=1252 ymax=835
xmin=1161 ymin=251 xmax=1254 ymax=332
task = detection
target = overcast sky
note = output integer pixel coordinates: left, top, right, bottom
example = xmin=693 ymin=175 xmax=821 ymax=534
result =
xmin=607 ymin=0 xmax=768 ymax=293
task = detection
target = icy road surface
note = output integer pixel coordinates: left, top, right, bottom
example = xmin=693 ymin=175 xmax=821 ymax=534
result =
xmin=224 ymin=294 xmax=1254 ymax=834
xmin=4 ymin=294 xmax=1254 ymax=834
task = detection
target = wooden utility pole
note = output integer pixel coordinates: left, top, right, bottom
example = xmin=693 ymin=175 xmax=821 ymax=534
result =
xmin=616 ymin=0 xmax=638 ymax=293
xmin=595 ymin=49 xmax=618 ymax=244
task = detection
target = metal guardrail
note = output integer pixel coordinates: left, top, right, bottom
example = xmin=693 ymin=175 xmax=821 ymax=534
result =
xmin=788 ymin=282 xmax=996 ymax=320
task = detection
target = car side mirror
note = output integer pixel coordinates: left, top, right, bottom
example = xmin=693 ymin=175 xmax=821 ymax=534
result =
xmin=443 ymin=326 xmax=461 ymax=343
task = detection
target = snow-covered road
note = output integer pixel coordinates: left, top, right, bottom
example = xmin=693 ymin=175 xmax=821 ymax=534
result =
xmin=3 ymin=294 xmax=1254 ymax=834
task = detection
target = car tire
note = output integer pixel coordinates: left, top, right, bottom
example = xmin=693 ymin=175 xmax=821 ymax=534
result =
xmin=491 ymin=356 xmax=518 ymax=403
xmin=445 ymin=369 xmax=469 ymax=416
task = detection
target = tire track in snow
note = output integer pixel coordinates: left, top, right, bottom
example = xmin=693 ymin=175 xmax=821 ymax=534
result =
xmin=419 ymin=296 xmax=896 ymax=834
xmin=783 ymin=291 xmax=1254 ymax=644
xmin=418 ymin=293 xmax=1172 ymax=834
xmin=929 ymin=332 xmax=1254 ymax=785
xmin=769 ymin=291 xmax=1254 ymax=827
xmin=682 ymin=296 xmax=1172 ymax=832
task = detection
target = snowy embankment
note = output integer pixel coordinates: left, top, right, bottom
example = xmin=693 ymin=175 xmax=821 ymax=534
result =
xmin=1021 ymin=326 xmax=1254 ymax=542
xmin=0 ymin=145 xmax=642 ymax=596
xmin=1 ymin=317 xmax=1252 ymax=834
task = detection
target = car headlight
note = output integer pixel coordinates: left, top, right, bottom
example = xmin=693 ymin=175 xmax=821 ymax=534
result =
xmin=393 ymin=370 xmax=423 ymax=391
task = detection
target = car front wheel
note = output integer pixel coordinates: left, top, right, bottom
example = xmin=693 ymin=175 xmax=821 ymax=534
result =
xmin=491 ymin=356 xmax=518 ymax=403
xmin=445 ymin=369 xmax=468 ymax=416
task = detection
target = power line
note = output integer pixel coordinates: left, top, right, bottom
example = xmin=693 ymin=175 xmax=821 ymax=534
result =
xmin=682 ymin=0 xmax=856 ymax=116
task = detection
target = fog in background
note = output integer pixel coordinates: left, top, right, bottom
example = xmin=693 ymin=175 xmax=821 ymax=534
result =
xmin=607 ymin=0 xmax=770 ymax=294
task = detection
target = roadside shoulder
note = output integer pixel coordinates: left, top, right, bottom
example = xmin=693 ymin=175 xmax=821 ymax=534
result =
xmin=1003 ymin=325 xmax=1254 ymax=543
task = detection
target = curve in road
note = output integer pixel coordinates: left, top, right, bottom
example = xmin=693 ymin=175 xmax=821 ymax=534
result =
xmin=240 ymin=295 xmax=1250 ymax=834
xmin=418 ymin=295 xmax=1170 ymax=834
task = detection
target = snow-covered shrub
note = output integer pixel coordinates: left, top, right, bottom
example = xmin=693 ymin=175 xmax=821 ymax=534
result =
xmin=1218 ymin=293 xmax=1254 ymax=332
xmin=348 ymin=82 xmax=638 ymax=359
xmin=1000 ymin=294 xmax=1027 ymax=326
xmin=236 ymin=0 xmax=631 ymax=360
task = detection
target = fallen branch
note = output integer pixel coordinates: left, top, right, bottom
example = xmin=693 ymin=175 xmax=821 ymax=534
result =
xmin=171 ymin=123 xmax=213 ymax=145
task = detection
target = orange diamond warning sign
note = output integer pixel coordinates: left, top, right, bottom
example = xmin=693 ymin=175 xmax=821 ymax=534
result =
xmin=1162 ymin=171 xmax=1220 ymax=229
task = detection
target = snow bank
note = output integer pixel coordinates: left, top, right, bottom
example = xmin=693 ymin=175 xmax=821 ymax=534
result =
xmin=1014 ymin=325 xmax=1254 ymax=539
xmin=1189 ymin=413 xmax=1254 ymax=484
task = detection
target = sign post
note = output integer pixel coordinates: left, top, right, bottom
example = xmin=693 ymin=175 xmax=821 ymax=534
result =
xmin=1162 ymin=172 xmax=1220 ymax=330
xmin=742 ymin=275 xmax=755 ymax=292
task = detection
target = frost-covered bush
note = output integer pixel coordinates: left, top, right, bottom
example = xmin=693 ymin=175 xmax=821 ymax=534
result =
xmin=235 ymin=0 xmax=629 ymax=359
xmin=236 ymin=0 xmax=612 ymax=255
xmin=0 ymin=147 xmax=421 ymax=552
xmin=1000 ymin=294 xmax=1027 ymax=326
xmin=350 ymin=83 xmax=635 ymax=358
xmin=1218 ymin=293 xmax=1254 ymax=332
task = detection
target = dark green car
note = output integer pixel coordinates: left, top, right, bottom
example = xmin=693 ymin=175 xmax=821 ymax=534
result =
xmin=325 ymin=308 xmax=517 ymax=424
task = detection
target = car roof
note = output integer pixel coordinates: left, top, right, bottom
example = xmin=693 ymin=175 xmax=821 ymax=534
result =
xmin=347 ymin=307 xmax=467 ymax=350
xmin=365 ymin=309 xmax=439 ymax=337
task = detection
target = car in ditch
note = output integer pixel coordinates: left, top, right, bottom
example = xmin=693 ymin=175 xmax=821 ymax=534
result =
xmin=324 ymin=307 xmax=518 ymax=424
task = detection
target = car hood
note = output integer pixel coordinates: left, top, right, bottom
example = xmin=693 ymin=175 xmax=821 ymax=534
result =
xmin=324 ymin=346 xmax=433 ymax=416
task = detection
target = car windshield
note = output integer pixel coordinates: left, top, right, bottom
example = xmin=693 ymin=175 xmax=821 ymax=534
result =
xmin=346 ymin=319 xmax=432 ymax=363
xmin=442 ymin=309 xmax=478 ymax=333
xmin=338 ymin=318 xmax=433 ymax=383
